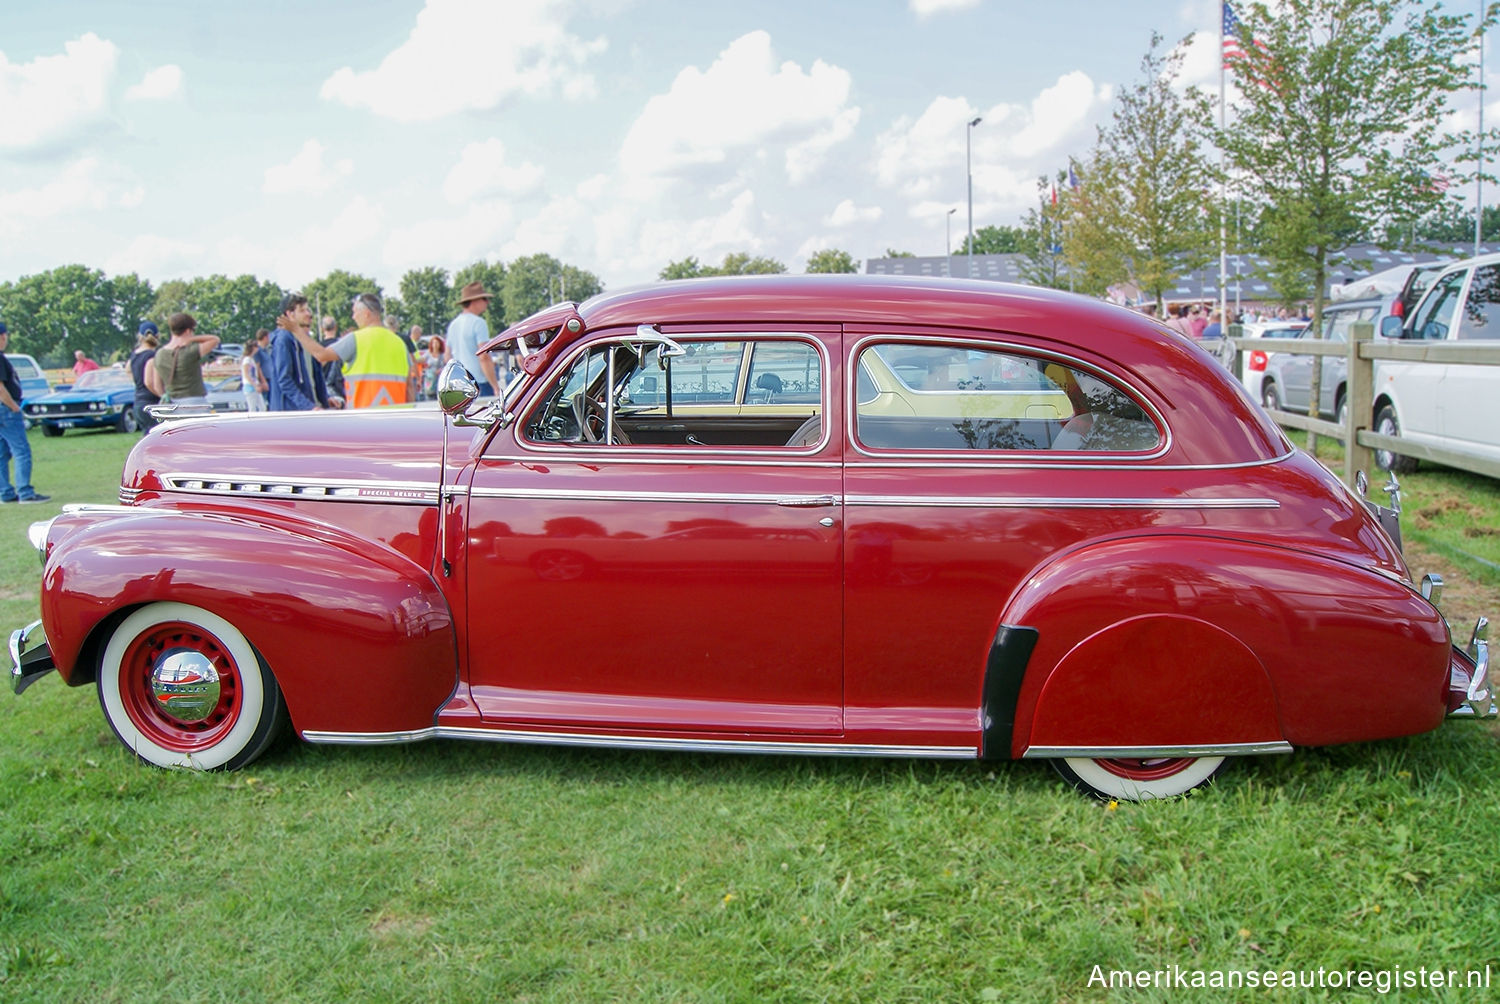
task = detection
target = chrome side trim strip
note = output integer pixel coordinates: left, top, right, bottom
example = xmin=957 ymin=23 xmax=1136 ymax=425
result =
xmin=1022 ymin=741 xmax=1293 ymax=759
xmin=302 ymin=726 xmax=977 ymax=759
xmin=161 ymin=473 xmax=439 ymax=505
xmin=848 ymin=495 xmax=1280 ymax=510
xmin=470 ymin=487 xmax=824 ymax=505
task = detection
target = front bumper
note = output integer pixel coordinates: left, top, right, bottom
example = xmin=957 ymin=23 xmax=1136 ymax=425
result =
xmin=9 ymin=620 xmax=55 ymax=695
xmin=1447 ymin=616 xmax=1495 ymax=718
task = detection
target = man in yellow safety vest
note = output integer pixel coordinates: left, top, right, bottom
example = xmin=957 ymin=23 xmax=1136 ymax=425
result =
xmin=294 ymin=292 xmax=413 ymax=408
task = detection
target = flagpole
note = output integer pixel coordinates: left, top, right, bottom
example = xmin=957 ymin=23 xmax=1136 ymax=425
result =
xmin=1219 ymin=2 xmax=1229 ymax=328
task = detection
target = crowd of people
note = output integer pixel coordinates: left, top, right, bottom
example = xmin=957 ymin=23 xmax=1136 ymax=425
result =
xmin=0 ymin=282 xmax=511 ymax=502
xmin=115 ymin=281 xmax=508 ymax=432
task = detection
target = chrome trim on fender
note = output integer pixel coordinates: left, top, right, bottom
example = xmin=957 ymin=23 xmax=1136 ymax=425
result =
xmin=845 ymin=447 xmax=1300 ymax=473
xmin=161 ymin=473 xmax=440 ymax=505
xmin=1021 ymin=741 xmax=1293 ymax=759
xmin=302 ymin=726 xmax=976 ymax=759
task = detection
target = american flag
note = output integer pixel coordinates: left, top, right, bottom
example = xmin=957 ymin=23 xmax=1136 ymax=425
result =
xmin=1222 ymin=1 xmax=1261 ymax=69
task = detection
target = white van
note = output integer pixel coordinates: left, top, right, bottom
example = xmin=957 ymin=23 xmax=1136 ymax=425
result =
xmin=1377 ymin=251 xmax=1500 ymax=472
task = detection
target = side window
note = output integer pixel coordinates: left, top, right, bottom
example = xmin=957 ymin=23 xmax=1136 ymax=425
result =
xmin=854 ymin=343 xmax=1159 ymax=453
xmin=746 ymin=342 xmax=820 ymax=404
xmin=1457 ymin=264 xmax=1500 ymax=340
xmin=11 ymin=357 xmax=42 ymax=379
xmin=524 ymin=336 xmax=823 ymax=449
xmin=1410 ymin=270 xmax=1466 ymax=340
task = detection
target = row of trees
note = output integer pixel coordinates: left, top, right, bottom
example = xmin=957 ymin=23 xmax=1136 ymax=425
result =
xmin=1036 ymin=0 xmax=1492 ymax=315
xmin=0 ymin=254 xmax=604 ymax=367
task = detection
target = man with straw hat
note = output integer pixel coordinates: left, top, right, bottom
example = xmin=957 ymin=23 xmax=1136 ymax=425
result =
xmin=444 ymin=280 xmax=499 ymax=396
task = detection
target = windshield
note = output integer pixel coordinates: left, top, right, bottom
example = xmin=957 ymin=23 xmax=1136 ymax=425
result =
xmin=72 ymin=369 xmax=131 ymax=390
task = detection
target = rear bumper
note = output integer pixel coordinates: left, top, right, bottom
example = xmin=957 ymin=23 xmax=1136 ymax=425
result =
xmin=1448 ymin=617 xmax=1495 ymax=718
xmin=9 ymin=620 xmax=55 ymax=695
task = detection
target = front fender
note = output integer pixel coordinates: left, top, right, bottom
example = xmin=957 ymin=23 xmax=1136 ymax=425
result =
xmin=1003 ymin=535 xmax=1451 ymax=757
xmin=41 ymin=508 xmax=457 ymax=735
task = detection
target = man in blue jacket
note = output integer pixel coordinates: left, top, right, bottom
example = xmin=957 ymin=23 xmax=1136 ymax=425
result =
xmin=267 ymin=293 xmax=330 ymax=411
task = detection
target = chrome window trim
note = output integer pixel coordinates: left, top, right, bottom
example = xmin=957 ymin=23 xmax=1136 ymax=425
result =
xmin=848 ymin=447 xmax=1299 ymax=473
xmin=511 ymin=330 xmax=832 ymax=458
xmin=845 ymin=333 xmax=1172 ymax=462
xmin=303 ymin=726 xmax=976 ymax=759
xmin=159 ymin=473 xmax=440 ymax=505
xmin=1022 ymin=741 xmax=1292 ymax=759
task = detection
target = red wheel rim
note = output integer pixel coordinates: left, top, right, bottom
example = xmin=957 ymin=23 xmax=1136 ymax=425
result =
xmin=118 ymin=621 xmax=243 ymax=751
xmin=1093 ymin=757 xmax=1196 ymax=782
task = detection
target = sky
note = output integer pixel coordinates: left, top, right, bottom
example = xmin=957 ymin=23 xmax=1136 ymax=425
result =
xmin=0 ymin=0 xmax=1493 ymax=298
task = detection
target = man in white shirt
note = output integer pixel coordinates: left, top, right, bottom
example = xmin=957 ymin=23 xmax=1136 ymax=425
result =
xmin=444 ymin=281 xmax=499 ymax=396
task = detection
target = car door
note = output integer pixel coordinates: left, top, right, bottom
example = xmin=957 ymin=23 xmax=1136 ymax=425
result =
xmin=1378 ymin=266 xmax=1469 ymax=446
xmin=1438 ymin=262 xmax=1500 ymax=457
xmin=459 ymin=325 xmax=845 ymax=736
xmin=840 ymin=327 xmax=1166 ymax=750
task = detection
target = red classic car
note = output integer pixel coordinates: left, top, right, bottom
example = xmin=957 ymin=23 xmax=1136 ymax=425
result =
xmin=9 ymin=276 xmax=1495 ymax=800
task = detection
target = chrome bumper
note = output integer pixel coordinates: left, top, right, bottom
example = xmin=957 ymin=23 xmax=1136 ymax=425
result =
xmin=1448 ymin=616 xmax=1495 ymax=719
xmin=9 ymin=620 xmax=55 ymax=695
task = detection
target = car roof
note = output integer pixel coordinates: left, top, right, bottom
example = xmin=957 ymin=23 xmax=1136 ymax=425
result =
xmin=521 ymin=275 xmax=1288 ymax=466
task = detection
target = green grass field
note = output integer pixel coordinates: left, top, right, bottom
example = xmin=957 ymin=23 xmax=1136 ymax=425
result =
xmin=2 ymin=428 xmax=1498 ymax=1001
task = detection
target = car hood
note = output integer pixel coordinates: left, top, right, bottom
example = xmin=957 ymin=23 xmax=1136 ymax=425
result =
xmin=28 ymin=386 xmax=133 ymax=404
xmin=124 ymin=408 xmax=456 ymax=495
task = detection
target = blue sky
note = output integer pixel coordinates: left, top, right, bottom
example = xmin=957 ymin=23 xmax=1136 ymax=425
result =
xmin=0 ymin=0 xmax=1489 ymax=295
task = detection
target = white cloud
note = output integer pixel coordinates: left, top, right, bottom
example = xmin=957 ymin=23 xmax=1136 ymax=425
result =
xmin=124 ymin=64 xmax=182 ymax=102
xmin=825 ymin=199 xmax=882 ymax=226
xmin=219 ymin=196 xmax=387 ymax=289
xmin=619 ymin=31 xmax=858 ymax=184
xmin=443 ymin=139 xmax=545 ymax=204
xmin=0 ymin=33 xmax=118 ymax=150
xmin=103 ymin=234 xmax=205 ymax=278
xmin=263 ymin=140 xmax=354 ymax=196
xmin=909 ymin=0 xmax=981 ymax=17
xmin=320 ymin=0 xmax=606 ymax=123
xmin=873 ymin=72 xmax=1110 ymax=219
xmin=0 ymin=157 xmax=142 ymax=232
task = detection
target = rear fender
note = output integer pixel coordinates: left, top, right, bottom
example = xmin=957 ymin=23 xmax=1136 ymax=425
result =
xmin=41 ymin=508 xmax=457 ymax=735
xmin=1003 ymin=535 xmax=1450 ymax=757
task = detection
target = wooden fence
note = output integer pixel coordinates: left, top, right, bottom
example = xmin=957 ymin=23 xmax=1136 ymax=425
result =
xmin=1230 ymin=323 xmax=1500 ymax=486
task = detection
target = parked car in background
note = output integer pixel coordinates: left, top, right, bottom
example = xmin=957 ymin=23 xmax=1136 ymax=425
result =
xmin=1376 ymin=252 xmax=1500 ymax=472
xmin=1235 ymin=321 xmax=1307 ymax=403
xmin=11 ymin=276 xmax=1491 ymax=802
xmin=22 ymin=367 xmax=138 ymax=435
xmin=1261 ymin=299 xmax=1397 ymax=424
xmin=207 ymin=375 xmax=248 ymax=413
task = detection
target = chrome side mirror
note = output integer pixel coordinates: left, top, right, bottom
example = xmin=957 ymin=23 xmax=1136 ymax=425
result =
xmin=437 ymin=360 xmax=507 ymax=430
xmin=437 ymin=360 xmax=478 ymax=416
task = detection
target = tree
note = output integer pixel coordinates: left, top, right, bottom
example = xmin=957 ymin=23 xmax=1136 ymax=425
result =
xmin=711 ymin=252 xmax=786 ymax=275
xmin=109 ymin=273 xmax=156 ymax=351
xmin=454 ymin=260 xmax=507 ymax=333
xmin=956 ymin=225 xmax=1027 ymax=255
xmin=499 ymin=254 xmax=602 ymax=325
xmin=1017 ymin=178 xmax=1070 ymax=291
xmin=1218 ymin=0 xmax=1493 ymax=451
xmin=301 ymin=270 xmax=381 ymax=332
xmin=398 ymin=266 xmax=453 ymax=335
xmin=882 ymin=249 xmax=916 ymax=258
xmin=186 ymin=275 xmax=286 ymax=347
xmin=0 ymin=265 xmax=129 ymax=365
xmin=659 ymin=257 xmax=705 ymax=280
xmin=1062 ymin=32 xmax=1216 ymax=306
xmin=804 ymin=249 xmax=858 ymax=273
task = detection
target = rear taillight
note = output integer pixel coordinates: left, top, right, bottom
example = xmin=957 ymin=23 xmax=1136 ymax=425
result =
xmin=1249 ymin=350 xmax=1267 ymax=372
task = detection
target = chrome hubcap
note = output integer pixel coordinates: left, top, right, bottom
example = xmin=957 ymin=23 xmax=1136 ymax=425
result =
xmin=149 ymin=649 xmax=221 ymax=723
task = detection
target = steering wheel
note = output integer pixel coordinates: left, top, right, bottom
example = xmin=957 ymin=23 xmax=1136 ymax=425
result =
xmin=571 ymin=393 xmax=631 ymax=445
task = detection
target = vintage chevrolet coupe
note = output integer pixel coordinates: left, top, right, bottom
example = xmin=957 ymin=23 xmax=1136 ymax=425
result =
xmin=9 ymin=276 xmax=1494 ymax=800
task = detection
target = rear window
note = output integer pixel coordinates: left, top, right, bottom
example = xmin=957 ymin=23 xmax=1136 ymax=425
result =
xmin=854 ymin=342 xmax=1161 ymax=453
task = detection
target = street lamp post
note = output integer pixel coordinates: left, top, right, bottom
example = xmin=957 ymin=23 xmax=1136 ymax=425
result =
xmin=945 ymin=207 xmax=956 ymax=276
xmin=966 ymin=116 xmax=982 ymax=278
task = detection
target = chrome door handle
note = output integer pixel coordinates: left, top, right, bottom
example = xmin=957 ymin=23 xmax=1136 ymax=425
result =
xmin=776 ymin=495 xmax=838 ymax=508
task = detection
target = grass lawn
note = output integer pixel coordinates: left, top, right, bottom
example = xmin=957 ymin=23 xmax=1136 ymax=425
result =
xmin=2 ymin=428 xmax=1498 ymax=1001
